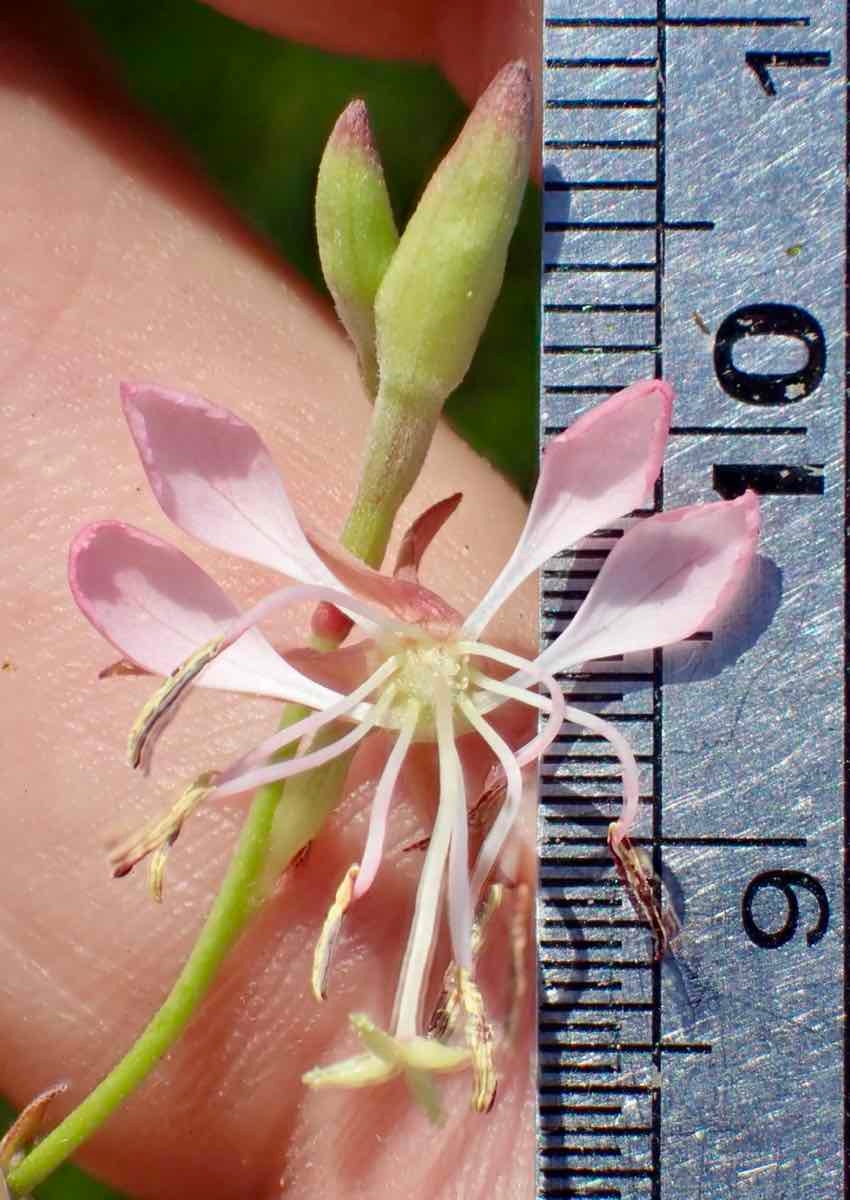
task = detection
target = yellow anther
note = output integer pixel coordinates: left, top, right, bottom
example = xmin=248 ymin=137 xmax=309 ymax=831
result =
xmin=458 ymin=968 xmax=497 ymax=1113
xmin=109 ymin=771 xmax=218 ymax=899
xmin=311 ymin=864 xmax=359 ymax=1002
xmin=507 ymin=881 xmax=530 ymax=1043
xmin=428 ymin=883 xmax=503 ymax=1041
xmin=127 ymin=636 xmax=225 ymax=770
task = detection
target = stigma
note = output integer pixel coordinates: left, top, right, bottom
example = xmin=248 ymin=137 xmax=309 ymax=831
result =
xmin=383 ymin=637 xmax=472 ymax=729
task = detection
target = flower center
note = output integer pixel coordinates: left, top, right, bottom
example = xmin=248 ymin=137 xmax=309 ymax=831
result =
xmin=386 ymin=638 xmax=471 ymax=727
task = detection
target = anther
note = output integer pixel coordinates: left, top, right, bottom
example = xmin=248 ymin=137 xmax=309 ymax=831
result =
xmin=312 ymin=864 xmax=359 ymax=1001
xmin=109 ymin=771 xmax=219 ymax=899
xmin=0 ymin=1083 xmax=68 ymax=1173
xmin=428 ymin=883 xmax=503 ymax=1041
xmin=458 ymin=968 xmax=497 ymax=1113
xmin=127 ymin=636 xmax=225 ymax=771
xmin=608 ymin=824 xmax=680 ymax=960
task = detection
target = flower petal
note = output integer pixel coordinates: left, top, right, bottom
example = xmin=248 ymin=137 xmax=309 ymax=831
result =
xmin=464 ymin=379 xmax=673 ymax=636
xmin=393 ymin=492 xmax=463 ymax=583
xmin=311 ymin=494 xmax=462 ymax=645
xmin=536 ymin=491 xmax=760 ymax=673
xmin=309 ymin=528 xmax=462 ymax=628
xmin=121 ymin=383 xmax=338 ymax=585
xmin=69 ymin=521 xmax=338 ymax=705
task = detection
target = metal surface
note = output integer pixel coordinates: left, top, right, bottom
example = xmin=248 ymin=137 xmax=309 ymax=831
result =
xmin=537 ymin=2 xmax=847 ymax=1196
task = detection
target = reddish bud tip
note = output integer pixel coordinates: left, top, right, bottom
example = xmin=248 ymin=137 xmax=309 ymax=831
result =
xmin=311 ymin=601 xmax=355 ymax=647
xmin=329 ymin=98 xmax=379 ymax=164
xmin=473 ymin=59 xmax=533 ymax=140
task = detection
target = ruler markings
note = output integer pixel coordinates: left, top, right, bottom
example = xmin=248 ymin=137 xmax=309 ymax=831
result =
xmin=668 ymin=424 xmax=808 ymax=435
xmin=545 ymin=139 xmax=658 ymax=150
xmin=543 ymin=835 xmax=808 ymax=849
xmin=712 ymin=462 xmax=825 ymax=497
xmin=535 ymin=1190 xmax=624 ymax=1199
xmin=543 ymin=962 xmax=653 ymax=973
xmin=541 ymin=6 xmax=844 ymax=1194
xmin=544 ymin=222 xmax=711 ymax=232
xmin=545 ymin=302 xmax=657 ymax=312
xmin=540 ymin=7 xmax=845 ymax=1190
xmin=546 ymin=99 xmax=659 ymax=110
xmin=544 ymin=264 xmax=657 ymax=274
xmin=541 ymin=919 xmax=647 ymax=930
xmin=547 ymin=58 xmax=659 ymax=69
xmin=545 ymin=180 xmax=657 ymax=189
xmin=545 ymin=16 xmax=809 ymax=28
xmin=545 ymin=1147 xmax=624 ymax=1157
xmin=845 ymin=2 xmax=850 ymax=1190
xmin=649 ymin=34 xmax=666 ymax=1194
xmin=544 ymin=418 xmax=808 ymax=433
xmin=544 ymin=344 xmax=658 ymax=353
xmin=542 ymin=1127 xmax=653 ymax=1138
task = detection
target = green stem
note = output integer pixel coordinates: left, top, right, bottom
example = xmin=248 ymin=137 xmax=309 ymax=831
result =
xmin=342 ymin=390 xmax=437 ymax=567
xmin=7 ymin=776 xmax=295 ymax=1197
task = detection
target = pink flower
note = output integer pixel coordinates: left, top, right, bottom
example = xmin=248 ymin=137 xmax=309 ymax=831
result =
xmin=69 ymin=380 xmax=759 ymax=1115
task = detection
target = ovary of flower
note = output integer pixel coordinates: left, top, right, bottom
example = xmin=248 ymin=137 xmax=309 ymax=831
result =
xmin=69 ymin=379 xmax=760 ymax=1116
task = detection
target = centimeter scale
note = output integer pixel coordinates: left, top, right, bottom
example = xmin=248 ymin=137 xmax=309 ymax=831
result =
xmin=537 ymin=2 xmax=846 ymax=1197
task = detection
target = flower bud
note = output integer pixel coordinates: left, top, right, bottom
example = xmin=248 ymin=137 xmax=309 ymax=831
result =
xmin=316 ymin=100 xmax=399 ymax=396
xmin=374 ymin=60 xmax=533 ymax=411
xmin=341 ymin=62 xmax=533 ymax=564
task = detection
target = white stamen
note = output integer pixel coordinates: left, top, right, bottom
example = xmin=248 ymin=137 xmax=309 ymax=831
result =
xmin=394 ymin=682 xmax=460 ymax=1039
xmin=564 ymin=705 xmax=641 ymax=841
xmin=354 ymin=699 xmax=421 ymax=899
xmin=456 ymin=695 xmax=524 ymax=898
xmin=470 ymin=669 xmax=548 ymax=712
xmin=211 ymin=687 xmax=397 ymax=800
xmin=459 ymin=641 xmax=565 ymax=765
xmin=218 ymin=656 xmax=401 ymax=784
xmin=445 ymin=714 xmax=472 ymax=972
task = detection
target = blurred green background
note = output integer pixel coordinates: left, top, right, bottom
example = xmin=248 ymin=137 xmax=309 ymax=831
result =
xmin=3 ymin=1 xmax=538 ymax=1196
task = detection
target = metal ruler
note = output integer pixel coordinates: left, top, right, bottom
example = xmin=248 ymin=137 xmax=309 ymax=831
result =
xmin=537 ymin=2 xmax=846 ymax=1197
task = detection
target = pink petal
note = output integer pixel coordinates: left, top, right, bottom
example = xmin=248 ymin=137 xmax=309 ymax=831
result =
xmin=464 ymin=380 xmax=673 ymax=636
xmin=309 ymin=529 xmax=462 ymax=629
xmin=69 ymin=522 xmax=339 ymax=706
xmin=393 ymin=493 xmax=463 ymax=583
xmin=285 ymin=641 xmax=379 ymax=693
xmin=121 ymin=383 xmax=337 ymax=585
xmin=536 ymin=491 xmax=760 ymax=673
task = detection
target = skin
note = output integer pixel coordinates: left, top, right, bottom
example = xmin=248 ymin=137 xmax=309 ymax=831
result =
xmin=0 ymin=3 xmax=542 ymax=1198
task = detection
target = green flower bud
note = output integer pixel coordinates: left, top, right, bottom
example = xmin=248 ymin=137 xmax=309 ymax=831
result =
xmin=316 ymin=100 xmax=399 ymax=397
xmin=341 ymin=62 xmax=533 ymax=565
xmin=374 ymin=60 xmax=533 ymax=411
